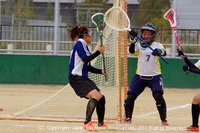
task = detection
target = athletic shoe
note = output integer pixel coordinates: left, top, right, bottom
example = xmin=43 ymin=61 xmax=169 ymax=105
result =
xmin=185 ymin=125 xmax=199 ymax=132
xmin=98 ymin=124 xmax=108 ymax=129
xmin=122 ymin=118 xmax=132 ymax=124
xmin=83 ymin=121 xmax=97 ymax=132
xmin=162 ymin=120 xmax=169 ymax=126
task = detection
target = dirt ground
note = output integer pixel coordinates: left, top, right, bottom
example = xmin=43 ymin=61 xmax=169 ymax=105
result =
xmin=0 ymin=84 xmax=199 ymax=133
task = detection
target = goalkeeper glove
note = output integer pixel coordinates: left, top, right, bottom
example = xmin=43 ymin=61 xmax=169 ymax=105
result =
xmin=151 ymin=48 xmax=163 ymax=56
xmin=129 ymin=30 xmax=138 ymax=38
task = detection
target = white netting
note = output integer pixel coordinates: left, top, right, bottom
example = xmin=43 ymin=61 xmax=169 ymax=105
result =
xmin=104 ymin=6 xmax=130 ymax=31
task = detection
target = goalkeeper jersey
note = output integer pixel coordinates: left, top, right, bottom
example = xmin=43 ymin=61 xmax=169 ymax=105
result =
xmin=195 ymin=60 xmax=200 ymax=69
xmin=132 ymin=41 xmax=165 ymax=76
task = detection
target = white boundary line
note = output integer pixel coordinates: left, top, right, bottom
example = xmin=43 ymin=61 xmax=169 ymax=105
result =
xmin=137 ymin=103 xmax=191 ymax=118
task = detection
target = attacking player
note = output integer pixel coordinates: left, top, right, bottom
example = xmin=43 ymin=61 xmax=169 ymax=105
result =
xmin=123 ymin=23 xmax=169 ymax=126
xmin=178 ymin=49 xmax=200 ymax=132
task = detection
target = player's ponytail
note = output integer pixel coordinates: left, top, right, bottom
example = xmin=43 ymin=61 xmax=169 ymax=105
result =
xmin=68 ymin=25 xmax=88 ymax=42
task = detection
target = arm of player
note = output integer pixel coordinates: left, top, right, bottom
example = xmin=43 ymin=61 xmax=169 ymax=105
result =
xmin=129 ymin=30 xmax=138 ymax=54
xmin=88 ymin=65 xmax=102 ymax=74
xmin=189 ymin=68 xmax=200 ymax=74
xmin=82 ymin=46 xmax=105 ymax=63
xmin=183 ymin=65 xmax=200 ymax=74
xmin=88 ymin=65 xmax=108 ymax=77
xmin=82 ymin=51 xmax=100 ymax=63
xmin=129 ymin=43 xmax=135 ymax=54
xmin=183 ymin=59 xmax=200 ymax=74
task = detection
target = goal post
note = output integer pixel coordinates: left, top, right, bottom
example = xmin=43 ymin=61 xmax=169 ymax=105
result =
xmin=0 ymin=0 xmax=129 ymax=123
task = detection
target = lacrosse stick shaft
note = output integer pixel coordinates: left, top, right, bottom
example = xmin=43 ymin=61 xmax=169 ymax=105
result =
xmin=173 ymin=27 xmax=181 ymax=49
xmin=172 ymin=29 xmax=188 ymax=73
xmin=173 ymin=28 xmax=189 ymax=74
xmin=136 ymin=36 xmax=169 ymax=64
xmin=91 ymin=13 xmax=107 ymax=81
xmin=100 ymin=34 xmax=107 ymax=81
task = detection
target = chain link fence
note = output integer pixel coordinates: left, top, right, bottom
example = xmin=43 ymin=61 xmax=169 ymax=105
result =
xmin=0 ymin=4 xmax=200 ymax=57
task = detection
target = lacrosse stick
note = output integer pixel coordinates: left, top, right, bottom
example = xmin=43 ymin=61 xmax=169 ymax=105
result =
xmin=104 ymin=6 xmax=169 ymax=64
xmin=164 ymin=8 xmax=188 ymax=73
xmin=91 ymin=13 xmax=107 ymax=81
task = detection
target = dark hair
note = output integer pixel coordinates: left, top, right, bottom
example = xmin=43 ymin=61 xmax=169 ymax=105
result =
xmin=68 ymin=25 xmax=89 ymax=42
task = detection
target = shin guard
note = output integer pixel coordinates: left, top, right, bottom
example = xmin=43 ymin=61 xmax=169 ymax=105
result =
xmin=124 ymin=94 xmax=137 ymax=119
xmin=96 ymin=96 xmax=106 ymax=126
xmin=156 ymin=101 xmax=167 ymax=121
xmin=153 ymin=91 xmax=167 ymax=121
xmin=84 ymin=98 xmax=98 ymax=124
xmin=191 ymin=104 xmax=200 ymax=127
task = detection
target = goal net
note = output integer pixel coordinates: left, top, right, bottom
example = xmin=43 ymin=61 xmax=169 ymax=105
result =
xmin=6 ymin=0 xmax=128 ymax=123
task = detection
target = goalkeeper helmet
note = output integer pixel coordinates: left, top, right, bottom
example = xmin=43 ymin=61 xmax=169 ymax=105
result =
xmin=140 ymin=23 xmax=156 ymax=48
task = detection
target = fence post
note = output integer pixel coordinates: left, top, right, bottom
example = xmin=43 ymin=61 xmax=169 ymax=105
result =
xmin=46 ymin=44 xmax=52 ymax=54
xmin=166 ymin=47 xmax=172 ymax=57
xmin=198 ymin=33 xmax=200 ymax=44
xmin=7 ymin=44 xmax=13 ymax=53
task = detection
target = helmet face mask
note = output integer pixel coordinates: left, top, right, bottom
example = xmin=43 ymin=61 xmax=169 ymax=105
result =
xmin=141 ymin=23 xmax=156 ymax=32
xmin=140 ymin=23 xmax=156 ymax=48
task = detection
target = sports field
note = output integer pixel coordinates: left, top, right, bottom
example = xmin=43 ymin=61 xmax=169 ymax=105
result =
xmin=0 ymin=84 xmax=198 ymax=133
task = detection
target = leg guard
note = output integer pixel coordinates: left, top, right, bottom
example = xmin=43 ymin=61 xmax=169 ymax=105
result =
xmin=152 ymin=91 xmax=167 ymax=121
xmin=124 ymin=93 xmax=138 ymax=119
xmin=84 ymin=98 xmax=98 ymax=124
xmin=96 ymin=95 xmax=106 ymax=126
xmin=191 ymin=104 xmax=200 ymax=127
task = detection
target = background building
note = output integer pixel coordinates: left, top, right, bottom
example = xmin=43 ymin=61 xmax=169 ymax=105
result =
xmin=174 ymin=0 xmax=200 ymax=29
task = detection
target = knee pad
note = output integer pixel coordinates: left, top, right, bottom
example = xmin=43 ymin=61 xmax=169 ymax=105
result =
xmin=99 ymin=95 xmax=106 ymax=106
xmin=153 ymin=91 xmax=165 ymax=103
xmin=124 ymin=93 xmax=137 ymax=106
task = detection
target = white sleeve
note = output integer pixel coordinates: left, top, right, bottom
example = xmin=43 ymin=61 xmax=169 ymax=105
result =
xmin=194 ymin=60 xmax=200 ymax=68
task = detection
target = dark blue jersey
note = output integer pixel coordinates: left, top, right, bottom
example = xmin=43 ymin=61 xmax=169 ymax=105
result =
xmin=68 ymin=39 xmax=92 ymax=78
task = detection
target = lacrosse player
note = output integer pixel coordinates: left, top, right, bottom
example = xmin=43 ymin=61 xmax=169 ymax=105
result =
xmin=123 ymin=23 xmax=169 ymax=126
xmin=178 ymin=49 xmax=200 ymax=132
xmin=68 ymin=25 xmax=108 ymax=131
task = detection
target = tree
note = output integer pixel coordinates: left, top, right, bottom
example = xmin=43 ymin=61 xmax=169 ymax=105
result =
xmin=77 ymin=0 xmax=111 ymax=26
xmin=14 ymin=0 xmax=35 ymax=21
xmin=1 ymin=0 xmax=17 ymax=16
xmin=81 ymin=0 xmax=110 ymax=13
xmin=14 ymin=0 xmax=35 ymax=48
xmin=45 ymin=1 xmax=54 ymax=21
xmin=131 ymin=0 xmax=171 ymax=43
xmin=132 ymin=0 xmax=171 ymax=27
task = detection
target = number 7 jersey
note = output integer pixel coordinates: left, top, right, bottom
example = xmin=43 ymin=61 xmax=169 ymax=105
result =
xmin=131 ymin=41 xmax=166 ymax=76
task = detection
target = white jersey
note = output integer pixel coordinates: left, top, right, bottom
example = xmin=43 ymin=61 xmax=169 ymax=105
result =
xmin=132 ymin=41 xmax=165 ymax=76
xmin=195 ymin=60 xmax=200 ymax=69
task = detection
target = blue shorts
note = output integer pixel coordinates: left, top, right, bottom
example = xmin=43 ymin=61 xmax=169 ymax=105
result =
xmin=128 ymin=74 xmax=164 ymax=96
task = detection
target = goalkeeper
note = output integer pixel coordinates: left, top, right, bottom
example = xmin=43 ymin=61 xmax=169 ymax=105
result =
xmin=123 ymin=23 xmax=169 ymax=126
xmin=68 ymin=25 xmax=108 ymax=131
xmin=178 ymin=49 xmax=200 ymax=132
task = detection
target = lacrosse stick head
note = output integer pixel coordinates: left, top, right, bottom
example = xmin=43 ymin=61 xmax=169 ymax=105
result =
xmin=164 ymin=8 xmax=177 ymax=28
xmin=104 ymin=6 xmax=130 ymax=31
xmin=91 ymin=13 xmax=105 ymax=32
